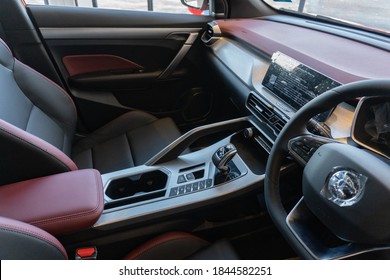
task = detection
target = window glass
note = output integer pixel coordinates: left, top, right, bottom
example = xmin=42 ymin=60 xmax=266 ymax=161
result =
xmin=262 ymin=0 xmax=390 ymax=34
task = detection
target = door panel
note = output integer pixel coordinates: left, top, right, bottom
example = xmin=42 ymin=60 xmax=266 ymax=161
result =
xmin=27 ymin=5 xmax=212 ymax=131
xmin=62 ymin=54 xmax=144 ymax=77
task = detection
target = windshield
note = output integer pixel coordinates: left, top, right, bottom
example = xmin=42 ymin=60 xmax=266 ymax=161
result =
xmin=262 ymin=0 xmax=390 ymax=35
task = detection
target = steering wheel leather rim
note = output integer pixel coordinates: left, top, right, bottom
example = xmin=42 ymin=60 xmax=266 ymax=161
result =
xmin=264 ymin=79 xmax=390 ymax=259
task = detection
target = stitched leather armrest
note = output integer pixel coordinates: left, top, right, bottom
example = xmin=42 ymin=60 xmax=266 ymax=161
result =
xmin=0 ymin=169 xmax=103 ymax=235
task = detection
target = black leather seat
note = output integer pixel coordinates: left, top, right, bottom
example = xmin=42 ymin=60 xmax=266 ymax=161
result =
xmin=0 ymin=38 xmax=181 ymax=184
xmin=0 ymin=216 xmax=238 ymax=260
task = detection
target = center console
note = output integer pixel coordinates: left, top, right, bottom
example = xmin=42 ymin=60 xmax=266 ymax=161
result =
xmin=95 ymin=117 xmax=262 ymax=230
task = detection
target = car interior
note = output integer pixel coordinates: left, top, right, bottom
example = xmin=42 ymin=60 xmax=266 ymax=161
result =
xmin=0 ymin=0 xmax=390 ymax=260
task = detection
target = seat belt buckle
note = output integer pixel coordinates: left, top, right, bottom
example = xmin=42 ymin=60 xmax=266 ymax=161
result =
xmin=75 ymin=247 xmax=98 ymax=260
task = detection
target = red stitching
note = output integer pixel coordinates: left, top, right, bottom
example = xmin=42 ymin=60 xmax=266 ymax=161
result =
xmin=27 ymin=170 xmax=103 ymax=229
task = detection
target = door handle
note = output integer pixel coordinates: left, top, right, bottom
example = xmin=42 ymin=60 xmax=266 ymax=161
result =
xmin=158 ymin=32 xmax=199 ymax=80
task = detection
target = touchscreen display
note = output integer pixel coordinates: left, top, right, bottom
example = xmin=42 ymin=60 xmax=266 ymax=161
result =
xmin=262 ymin=52 xmax=341 ymax=111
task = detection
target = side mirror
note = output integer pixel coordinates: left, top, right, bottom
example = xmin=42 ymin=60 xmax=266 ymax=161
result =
xmin=181 ymin=0 xmax=209 ymax=13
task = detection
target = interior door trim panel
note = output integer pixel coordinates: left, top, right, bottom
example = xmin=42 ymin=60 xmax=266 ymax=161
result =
xmin=69 ymin=70 xmax=165 ymax=91
xmin=40 ymin=27 xmax=202 ymax=40
xmin=24 ymin=4 xmax=212 ymax=127
xmin=63 ymin=54 xmax=144 ymax=77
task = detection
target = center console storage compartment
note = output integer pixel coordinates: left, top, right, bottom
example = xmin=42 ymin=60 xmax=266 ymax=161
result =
xmin=104 ymin=170 xmax=168 ymax=209
xmin=0 ymin=169 xmax=104 ymax=235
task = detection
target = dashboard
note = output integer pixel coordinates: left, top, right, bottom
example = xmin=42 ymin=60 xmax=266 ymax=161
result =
xmin=203 ymin=15 xmax=390 ymax=156
xmin=202 ymin=16 xmax=390 ymax=259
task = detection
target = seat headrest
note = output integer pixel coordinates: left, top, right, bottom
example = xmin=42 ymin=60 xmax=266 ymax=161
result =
xmin=0 ymin=38 xmax=14 ymax=69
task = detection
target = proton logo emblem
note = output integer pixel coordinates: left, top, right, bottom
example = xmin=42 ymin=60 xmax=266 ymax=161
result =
xmin=321 ymin=168 xmax=367 ymax=207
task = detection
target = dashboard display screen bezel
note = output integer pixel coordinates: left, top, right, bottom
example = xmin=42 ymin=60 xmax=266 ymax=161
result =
xmin=262 ymin=52 xmax=341 ymax=111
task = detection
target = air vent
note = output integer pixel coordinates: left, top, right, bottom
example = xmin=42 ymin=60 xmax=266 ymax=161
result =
xmin=247 ymin=93 xmax=287 ymax=136
xmin=204 ymin=24 xmax=214 ymax=41
xmin=202 ymin=21 xmax=221 ymax=45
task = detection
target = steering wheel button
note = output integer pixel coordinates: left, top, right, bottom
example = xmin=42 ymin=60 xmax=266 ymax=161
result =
xmin=199 ymin=180 xmax=205 ymax=189
xmin=301 ymin=145 xmax=311 ymax=153
xmin=291 ymin=145 xmax=299 ymax=152
xmin=206 ymin=179 xmax=213 ymax=188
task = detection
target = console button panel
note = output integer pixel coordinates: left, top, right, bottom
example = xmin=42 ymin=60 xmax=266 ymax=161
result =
xmin=169 ymin=179 xmax=213 ymax=197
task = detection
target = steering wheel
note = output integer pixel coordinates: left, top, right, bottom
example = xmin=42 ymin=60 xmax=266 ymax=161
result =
xmin=265 ymin=79 xmax=390 ymax=259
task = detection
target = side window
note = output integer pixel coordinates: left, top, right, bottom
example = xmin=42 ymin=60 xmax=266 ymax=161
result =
xmin=24 ymin=0 xmax=209 ymax=15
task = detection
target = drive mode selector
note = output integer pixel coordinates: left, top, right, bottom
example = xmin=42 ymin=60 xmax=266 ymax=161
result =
xmin=212 ymin=144 xmax=238 ymax=174
xmin=212 ymin=144 xmax=243 ymax=185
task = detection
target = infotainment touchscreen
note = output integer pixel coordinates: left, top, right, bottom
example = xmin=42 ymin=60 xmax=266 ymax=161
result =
xmin=262 ymin=52 xmax=341 ymax=111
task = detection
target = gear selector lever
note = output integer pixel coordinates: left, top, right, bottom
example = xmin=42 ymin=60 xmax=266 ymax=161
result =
xmin=212 ymin=144 xmax=238 ymax=174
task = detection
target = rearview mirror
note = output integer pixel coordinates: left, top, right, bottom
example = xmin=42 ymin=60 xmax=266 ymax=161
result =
xmin=181 ymin=0 xmax=209 ymax=11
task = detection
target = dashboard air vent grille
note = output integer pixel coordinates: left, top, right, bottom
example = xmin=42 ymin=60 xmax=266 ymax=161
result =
xmin=205 ymin=24 xmax=214 ymax=41
xmin=202 ymin=21 xmax=221 ymax=45
xmin=247 ymin=93 xmax=287 ymax=135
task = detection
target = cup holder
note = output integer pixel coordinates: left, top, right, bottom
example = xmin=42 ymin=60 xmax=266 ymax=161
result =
xmin=105 ymin=170 xmax=168 ymax=200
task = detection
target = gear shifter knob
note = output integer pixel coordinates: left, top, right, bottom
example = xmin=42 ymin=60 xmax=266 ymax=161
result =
xmin=212 ymin=144 xmax=237 ymax=174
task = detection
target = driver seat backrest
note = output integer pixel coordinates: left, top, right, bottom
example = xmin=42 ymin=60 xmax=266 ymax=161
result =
xmin=0 ymin=38 xmax=78 ymax=185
